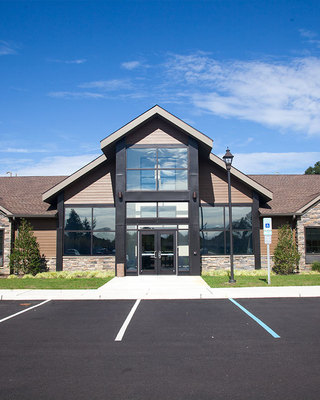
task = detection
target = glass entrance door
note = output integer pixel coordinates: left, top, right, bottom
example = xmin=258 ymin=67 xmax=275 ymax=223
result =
xmin=140 ymin=231 xmax=176 ymax=275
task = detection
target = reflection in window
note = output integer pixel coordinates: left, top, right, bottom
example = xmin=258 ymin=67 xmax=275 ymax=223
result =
xmin=127 ymin=203 xmax=157 ymax=218
xmin=127 ymin=202 xmax=188 ymax=219
xmin=306 ymin=228 xmax=320 ymax=253
xmin=126 ymin=230 xmax=138 ymax=272
xmin=158 ymin=202 xmax=188 ymax=218
xmin=178 ymin=230 xmax=189 ymax=272
xmin=64 ymin=207 xmax=115 ymax=256
xmin=126 ymin=146 xmax=188 ymax=191
xmin=200 ymin=205 xmax=253 ymax=255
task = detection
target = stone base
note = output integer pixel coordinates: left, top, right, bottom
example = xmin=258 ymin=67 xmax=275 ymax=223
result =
xmin=62 ymin=256 xmax=115 ymax=272
xmin=201 ymin=255 xmax=255 ymax=272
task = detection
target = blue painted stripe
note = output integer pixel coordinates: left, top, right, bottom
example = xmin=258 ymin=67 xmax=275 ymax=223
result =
xmin=229 ymin=298 xmax=280 ymax=339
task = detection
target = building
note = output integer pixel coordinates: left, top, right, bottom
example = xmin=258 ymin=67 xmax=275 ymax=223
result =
xmin=1 ymin=106 xmax=320 ymax=275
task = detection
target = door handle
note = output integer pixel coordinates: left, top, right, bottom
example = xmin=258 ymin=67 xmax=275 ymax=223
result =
xmin=158 ymin=251 xmax=161 ymax=259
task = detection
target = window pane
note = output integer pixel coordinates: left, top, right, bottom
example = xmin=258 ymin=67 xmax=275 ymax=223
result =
xmin=64 ymin=232 xmax=91 ymax=255
xmin=127 ymin=148 xmax=156 ymax=169
xmin=127 ymin=170 xmax=156 ymax=190
xmin=126 ymin=230 xmax=137 ymax=272
xmin=158 ymin=202 xmax=188 ymax=218
xmin=200 ymin=231 xmax=225 ymax=255
xmin=226 ymin=207 xmax=252 ymax=229
xmin=158 ymin=148 xmax=188 ymax=169
xmin=65 ymin=208 xmax=91 ymax=230
xmin=226 ymin=231 xmax=253 ymax=255
xmin=158 ymin=170 xmax=188 ymax=190
xmin=93 ymin=208 xmax=115 ymax=231
xmin=178 ymin=230 xmax=189 ymax=272
xmin=306 ymin=228 xmax=320 ymax=253
xmin=199 ymin=207 xmax=224 ymax=229
xmin=92 ymin=232 xmax=115 ymax=255
xmin=126 ymin=203 xmax=157 ymax=218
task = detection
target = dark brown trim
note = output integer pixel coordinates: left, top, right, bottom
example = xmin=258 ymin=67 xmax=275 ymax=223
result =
xmin=252 ymin=192 xmax=261 ymax=269
xmin=56 ymin=192 xmax=64 ymax=271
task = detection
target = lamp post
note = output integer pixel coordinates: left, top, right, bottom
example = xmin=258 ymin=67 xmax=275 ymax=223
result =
xmin=223 ymin=148 xmax=236 ymax=283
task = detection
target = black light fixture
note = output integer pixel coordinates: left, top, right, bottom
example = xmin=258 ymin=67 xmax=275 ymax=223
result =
xmin=223 ymin=148 xmax=236 ymax=283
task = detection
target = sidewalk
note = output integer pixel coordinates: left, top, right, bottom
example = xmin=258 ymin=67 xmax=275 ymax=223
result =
xmin=0 ymin=276 xmax=320 ymax=300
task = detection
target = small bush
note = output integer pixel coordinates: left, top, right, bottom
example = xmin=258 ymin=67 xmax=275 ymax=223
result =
xmin=311 ymin=261 xmax=320 ymax=272
xmin=273 ymin=225 xmax=300 ymax=275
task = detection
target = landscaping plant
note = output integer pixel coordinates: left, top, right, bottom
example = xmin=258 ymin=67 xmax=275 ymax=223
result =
xmin=273 ymin=224 xmax=300 ymax=274
xmin=9 ymin=219 xmax=47 ymax=275
xmin=311 ymin=261 xmax=320 ymax=272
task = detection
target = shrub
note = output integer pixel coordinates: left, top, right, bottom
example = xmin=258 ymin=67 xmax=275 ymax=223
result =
xmin=9 ymin=219 xmax=47 ymax=276
xmin=273 ymin=224 xmax=300 ymax=275
xmin=311 ymin=261 xmax=320 ymax=272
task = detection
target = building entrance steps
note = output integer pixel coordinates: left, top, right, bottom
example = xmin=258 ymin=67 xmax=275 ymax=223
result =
xmin=97 ymin=276 xmax=212 ymax=300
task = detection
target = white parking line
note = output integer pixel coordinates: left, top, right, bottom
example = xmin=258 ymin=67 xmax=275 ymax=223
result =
xmin=0 ymin=299 xmax=52 ymax=324
xmin=115 ymin=299 xmax=141 ymax=341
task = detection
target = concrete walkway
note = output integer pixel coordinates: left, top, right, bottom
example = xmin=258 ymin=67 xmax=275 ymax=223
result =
xmin=0 ymin=276 xmax=320 ymax=300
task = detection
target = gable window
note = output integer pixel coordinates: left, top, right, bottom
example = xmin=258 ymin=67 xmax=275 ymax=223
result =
xmin=199 ymin=206 xmax=253 ymax=255
xmin=64 ymin=207 xmax=115 ymax=256
xmin=126 ymin=147 xmax=188 ymax=191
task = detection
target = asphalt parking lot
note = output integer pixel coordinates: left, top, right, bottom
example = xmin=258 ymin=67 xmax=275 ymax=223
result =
xmin=0 ymin=298 xmax=319 ymax=400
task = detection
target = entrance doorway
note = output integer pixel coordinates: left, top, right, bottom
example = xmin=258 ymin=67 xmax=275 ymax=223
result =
xmin=139 ymin=230 xmax=176 ymax=274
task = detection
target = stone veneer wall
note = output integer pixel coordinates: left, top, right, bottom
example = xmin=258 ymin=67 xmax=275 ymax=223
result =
xmin=201 ymin=255 xmax=255 ymax=272
xmin=296 ymin=201 xmax=320 ymax=268
xmin=62 ymin=256 xmax=115 ymax=272
xmin=0 ymin=213 xmax=11 ymax=274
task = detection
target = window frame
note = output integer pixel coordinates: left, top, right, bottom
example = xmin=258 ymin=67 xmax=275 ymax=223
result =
xmin=63 ymin=205 xmax=115 ymax=257
xmin=125 ymin=144 xmax=189 ymax=191
xmin=305 ymin=226 xmax=320 ymax=255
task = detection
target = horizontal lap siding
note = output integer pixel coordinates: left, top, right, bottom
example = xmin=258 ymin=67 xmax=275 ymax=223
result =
xmin=64 ymin=162 xmax=115 ymax=205
xmin=199 ymin=160 xmax=252 ymax=204
xmin=126 ymin=117 xmax=188 ymax=145
xmin=24 ymin=218 xmax=57 ymax=258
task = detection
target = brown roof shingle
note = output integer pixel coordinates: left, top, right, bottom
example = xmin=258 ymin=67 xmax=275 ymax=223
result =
xmin=249 ymin=174 xmax=320 ymax=215
xmin=0 ymin=176 xmax=66 ymax=216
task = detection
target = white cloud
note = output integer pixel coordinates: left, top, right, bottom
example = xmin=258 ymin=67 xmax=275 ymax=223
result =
xmin=79 ymin=79 xmax=132 ymax=91
xmin=0 ymin=148 xmax=49 ymax=153
xmin=49 ymin=58 xmax=87 ymax=64
xmin=47 ymin=91 xmax=105 ymax=99
xmin=121 ymin=61 xmax=141 ymax=70
xmin=299 ymin=29 xmax=320 ymax=48
xmin=0 ymin=40 xmax=16 ymax=55
xmin=165 ymin=54 xmax=320 ymax=135
xmin=14 ymin=154 xmax=100 ymax=176
xmin=224 ymin=151 xmax=320 ymax=174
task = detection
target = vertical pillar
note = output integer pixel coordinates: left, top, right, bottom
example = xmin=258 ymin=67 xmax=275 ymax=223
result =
xmin=252 ymin=192 xmax=261 ymax=269
xmin=115 ymin=138 xmax=126 ymax=276
xmin=56 ymin=192 xmax=64 ymax=271
xmin=188 ymin=137 xmax=200 ymax=275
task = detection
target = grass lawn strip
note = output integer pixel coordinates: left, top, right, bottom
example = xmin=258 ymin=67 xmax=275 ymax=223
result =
xmin=0 ymin=277 xmax=113 ymax=289
xmin=202 ymin=273 xmax=320 ymax=288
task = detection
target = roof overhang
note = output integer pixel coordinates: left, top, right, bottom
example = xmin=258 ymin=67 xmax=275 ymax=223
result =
xmin=209 ymin=154 xmax=273 ymax=201
xmin=100 ymin=105 xmax=213 ymax=152
xmin=0 ymin=205 xmax=13 ymax=216
xmin=42 ymin=154 xmax=107 ymax=203
xmin=296 ymin=194 xmax=320 ymax=214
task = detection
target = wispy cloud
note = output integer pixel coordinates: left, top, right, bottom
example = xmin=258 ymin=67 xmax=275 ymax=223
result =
xmin=165 ymin=53 xmax=320 ymax=135
xmin=48 ymin=58 xmax=87 ymax=64
xmin=14 ymin=154 xmax=100 ymax=176
xmin=79 ymin=79 xmax=132 ymax=91
xmin=121 ymin=61 xmax=141 ymax=70
xmin=226 ymin=151 xmax=320 ymax=174
xmin=0 ymin=148 xmax=49 ymax=154
xmin=299 ymin=29 xmax=320 ymax=48
xmin=47 ymin=91 xmax=105 ymax=99
xmin=0 ymin=40 xmax=17 ymax=55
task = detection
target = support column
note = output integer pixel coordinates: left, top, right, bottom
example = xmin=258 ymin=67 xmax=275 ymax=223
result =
xmin=252 ymin=192 xmax=261 ymax=269
xmin=115 ymin=138 xmax=126 ymax=276
xmin=56 ymin=192 xmax=64 ymax=271
xmin=188 ymin=137 xmax=200 ymax=275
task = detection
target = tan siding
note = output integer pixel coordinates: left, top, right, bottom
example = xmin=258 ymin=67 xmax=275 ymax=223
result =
xmin=260 ymin=217 xmax=294 ymax=256
xmin=65 ymin=162 xmax=115 ymax=205
xmin=126 ymin=117 xmax=188 ymax=145
xmin=199 ymin=160 xmax=252 ymax=204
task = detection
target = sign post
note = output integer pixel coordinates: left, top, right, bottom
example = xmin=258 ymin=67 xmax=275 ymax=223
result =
xmin=263 ymin=218 xmax=272 ymax=285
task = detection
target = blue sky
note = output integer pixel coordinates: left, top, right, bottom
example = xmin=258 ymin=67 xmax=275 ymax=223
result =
xmin=1 ymin=0 xmax=320 ymax=176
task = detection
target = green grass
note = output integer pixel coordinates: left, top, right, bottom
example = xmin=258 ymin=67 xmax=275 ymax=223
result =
xmin=0 ymin=277 xmax=113 ymax=289
xmin=202 ymin=273 xmax=320 ymax=288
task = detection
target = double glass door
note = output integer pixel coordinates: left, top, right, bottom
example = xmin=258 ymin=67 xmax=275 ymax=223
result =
xmin=140 ymin=230 xmax=176 ymax=274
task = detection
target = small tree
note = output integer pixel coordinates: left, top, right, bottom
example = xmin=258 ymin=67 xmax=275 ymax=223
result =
xmin=10 ymin=219 xmax=46 ymax=275
xmin=305 ymin=161 xmax=320 ymax=174
xmin=273 ymin=224 xmax=300 ymax=274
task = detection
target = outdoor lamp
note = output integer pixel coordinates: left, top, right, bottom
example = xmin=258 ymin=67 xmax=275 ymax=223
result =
xmin=223 ymin=147 xmax=236 ymax=283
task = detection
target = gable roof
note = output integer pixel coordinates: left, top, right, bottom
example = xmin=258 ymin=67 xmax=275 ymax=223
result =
xmin=100 ymin=105 xmax=213 ymax=151
xmin=210 ymin=154 xmax=273 ymax=201
xmin=249 ymin=174 xmax=320 ymax=215
xmin=0 ymin=176 xmax=66 ymax=217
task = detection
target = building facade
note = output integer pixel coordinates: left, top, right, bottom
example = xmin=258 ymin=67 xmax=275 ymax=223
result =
xmin=1 ymin=106 xmax=320 ymax=275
